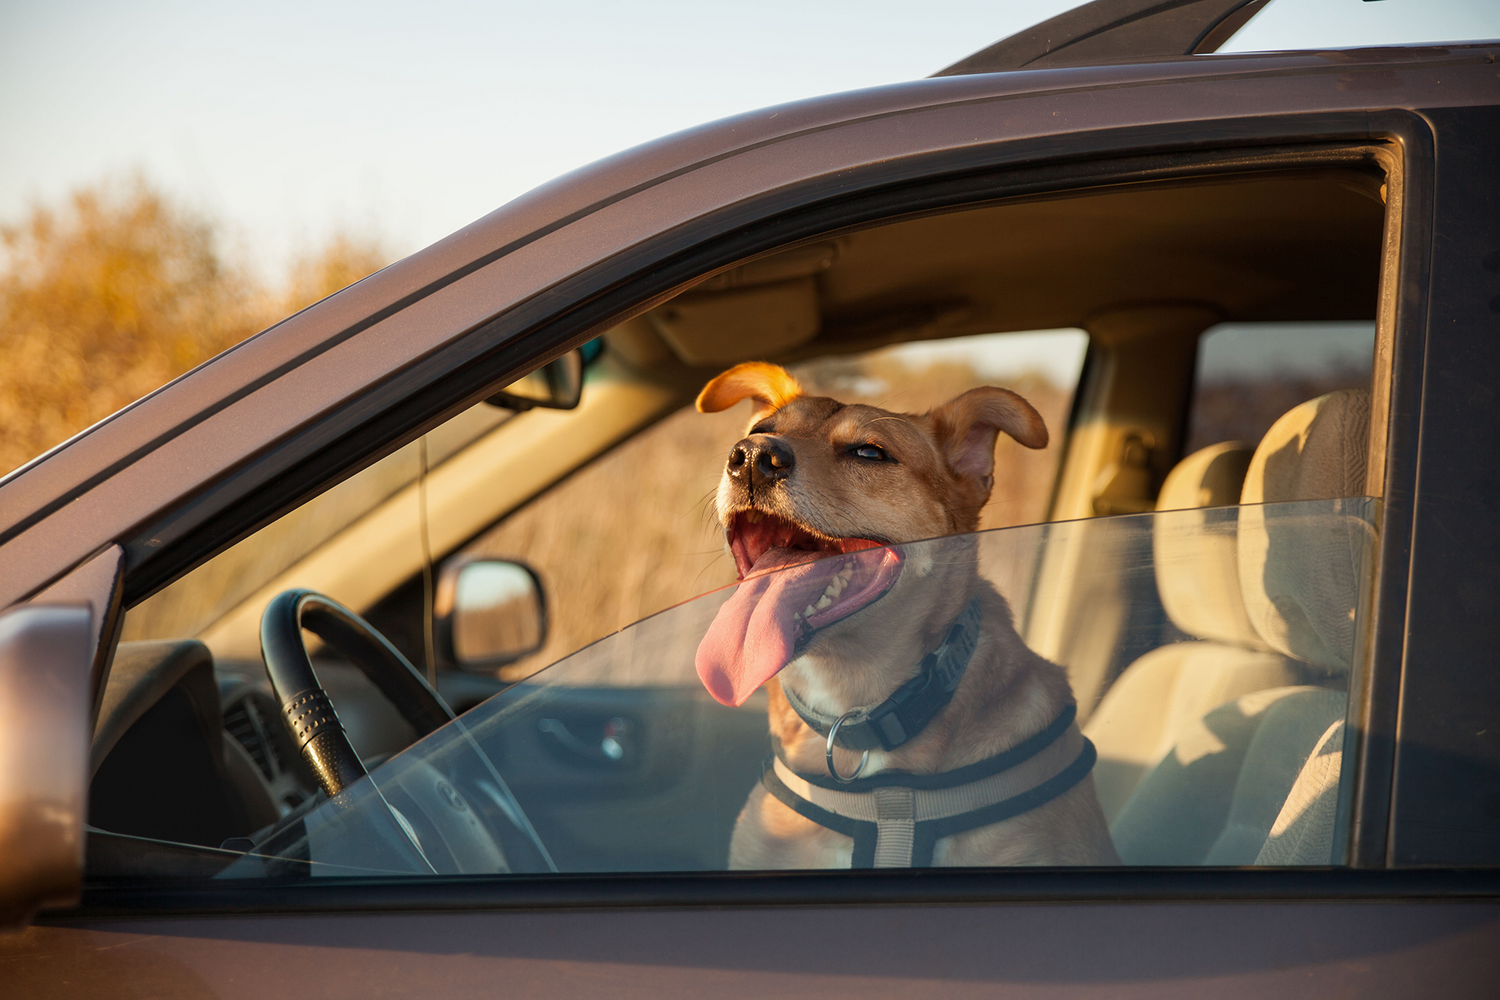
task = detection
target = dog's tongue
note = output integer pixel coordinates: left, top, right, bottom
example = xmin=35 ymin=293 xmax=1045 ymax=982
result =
xmin=696 ymin=548 xmax=842 ymax=707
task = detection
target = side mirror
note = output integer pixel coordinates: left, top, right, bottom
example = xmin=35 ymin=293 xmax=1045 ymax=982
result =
xmin=434 ymin=558 xmax=548 ymax=673
xmin=0 ymin=605 xmax=92 ymax=932
xmin=484 ymin=350 xmax=584 ymax=411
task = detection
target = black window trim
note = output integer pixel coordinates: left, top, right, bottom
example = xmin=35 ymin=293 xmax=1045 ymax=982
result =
xmin=57 ymin=867 xmax=1500 ymax=921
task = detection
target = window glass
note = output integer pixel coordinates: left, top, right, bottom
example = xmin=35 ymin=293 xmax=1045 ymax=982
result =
xmin=1185 ymin=322 xmax=1374 ymax=457
xmin=126 ymin=497 xmax=1373 ymax=879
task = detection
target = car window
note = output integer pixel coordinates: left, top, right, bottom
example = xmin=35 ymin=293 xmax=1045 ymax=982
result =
xmin=89 ymin=165 xmax=1391 ymax=883
xmin=1185 ymin=322 xmax=1374 ymax=456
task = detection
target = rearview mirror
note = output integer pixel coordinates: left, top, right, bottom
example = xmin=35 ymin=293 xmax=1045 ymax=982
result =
xmin=484 ymin=350 xmax=584 ymax=411
xmin=0 ymin=605 xmax=92 ymax=931
xmin=434 ymin=558 xmax=548 ymax=673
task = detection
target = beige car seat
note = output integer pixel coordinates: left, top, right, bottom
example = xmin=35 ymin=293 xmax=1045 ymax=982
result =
xmin=1085 ymin=442 xmax=1296 ymax=823
xmin=1102 ymin=389 xmax=1373 ymax=864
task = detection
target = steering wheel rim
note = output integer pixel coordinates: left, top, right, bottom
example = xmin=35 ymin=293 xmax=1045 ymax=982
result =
xmin=255 ymin=589 xmax=555 ymax=875
xmin=259 ymin=588 xmax=453 ymax=797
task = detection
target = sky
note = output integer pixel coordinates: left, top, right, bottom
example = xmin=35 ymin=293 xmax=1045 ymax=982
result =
xmin=1 ymin=0 xmax=1496 ymax=280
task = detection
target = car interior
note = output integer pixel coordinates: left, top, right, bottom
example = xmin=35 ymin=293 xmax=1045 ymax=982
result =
xmin=82 ymin=160 xmax=1390 ymax=876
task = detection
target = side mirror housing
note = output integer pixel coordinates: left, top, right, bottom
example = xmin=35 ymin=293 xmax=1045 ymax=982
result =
xmin=0 ymin=605 xmax=92 ymax=932
xmin=434 ymin=558 xmax=548 ymax=673
xmin=484 ymin=350 xmax=584 ymax=411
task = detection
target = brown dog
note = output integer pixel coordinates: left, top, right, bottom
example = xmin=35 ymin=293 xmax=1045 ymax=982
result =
xmin=694 ymin=361 xmax=1118 ymax=868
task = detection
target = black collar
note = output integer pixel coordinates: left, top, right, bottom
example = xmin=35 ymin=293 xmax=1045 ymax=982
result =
xmin=780 ymin=596 xmax=983 ymax=753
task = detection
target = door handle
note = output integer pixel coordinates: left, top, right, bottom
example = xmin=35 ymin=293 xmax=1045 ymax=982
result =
xmin=538 ymin=716 xmax=629 ymax=763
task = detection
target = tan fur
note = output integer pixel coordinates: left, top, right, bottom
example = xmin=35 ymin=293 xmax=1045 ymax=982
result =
xmin=703 ymin=362 xmax=1119 ymax=868
xmin=697 ymin=361 xmax=804 ymax=420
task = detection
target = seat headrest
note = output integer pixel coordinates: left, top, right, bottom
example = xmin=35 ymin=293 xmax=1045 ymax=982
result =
xmin=1154 ymin=442 xmax=1265 ymax=648
xmin=1240 ymin=389 xmax=1370 ymax=507
xmin=1237 ymin=389 xmax=1373 ymax=672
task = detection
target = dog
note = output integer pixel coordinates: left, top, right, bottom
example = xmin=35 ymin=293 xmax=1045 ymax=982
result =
xmin=694 ymin=361 xmax=1119 ymax=868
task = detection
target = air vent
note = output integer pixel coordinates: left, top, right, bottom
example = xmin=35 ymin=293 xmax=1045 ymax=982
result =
xmin=224 ymin=696 xmax=282 ymax=781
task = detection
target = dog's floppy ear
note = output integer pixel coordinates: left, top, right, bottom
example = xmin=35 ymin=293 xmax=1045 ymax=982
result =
xmin=696 ymin=362 xmax=803 ymax=420
xmin=929 ymin=386 xmax=1048 ymax=491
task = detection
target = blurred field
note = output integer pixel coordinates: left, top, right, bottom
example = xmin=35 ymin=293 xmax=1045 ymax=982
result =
xmin=467 ymin=346 xmax=1077 ymax=679
xmin=0 ymin=177 xmax=388 ymax=477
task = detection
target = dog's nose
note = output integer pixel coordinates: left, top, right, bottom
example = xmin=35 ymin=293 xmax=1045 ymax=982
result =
xmin=728 ymin=435 xmax=795 ymax=488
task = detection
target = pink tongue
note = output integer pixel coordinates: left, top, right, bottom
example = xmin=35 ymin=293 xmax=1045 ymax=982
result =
xmin=696 ymin=549 xmax=844 ymax=707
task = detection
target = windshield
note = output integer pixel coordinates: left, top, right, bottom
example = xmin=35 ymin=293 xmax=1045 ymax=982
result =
xmin=208 ymin=497 xmax=1376 ymax=877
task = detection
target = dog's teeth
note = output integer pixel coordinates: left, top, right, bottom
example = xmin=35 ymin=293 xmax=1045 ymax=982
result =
xmin=815 ymin=595 xmax=833 ymax=610
xmin=832 ymin=577 xmax=847 ymax=595
xmin=804 ymin=604 xmax=818 ymax=616
xmin=746 ymin=510 xmax=763 ymax=524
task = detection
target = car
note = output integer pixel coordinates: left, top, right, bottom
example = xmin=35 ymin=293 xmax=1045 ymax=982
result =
xmin=3 ymin=0 xmax=1500 ymax=994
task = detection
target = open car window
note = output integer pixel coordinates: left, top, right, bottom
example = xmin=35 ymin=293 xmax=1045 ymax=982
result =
xmin=84 ymin=162 xmax=1392 ymax=883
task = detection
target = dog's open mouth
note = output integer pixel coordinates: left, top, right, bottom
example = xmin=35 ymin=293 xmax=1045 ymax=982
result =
xmin=727 ymin=511 xmax=901 ymax=627
xmin=696 ymin=511 xmax=904 ymax=707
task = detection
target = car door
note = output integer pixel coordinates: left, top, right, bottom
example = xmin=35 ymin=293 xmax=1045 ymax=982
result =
xmin=5 ymin=46 xmax=1500 ymax=998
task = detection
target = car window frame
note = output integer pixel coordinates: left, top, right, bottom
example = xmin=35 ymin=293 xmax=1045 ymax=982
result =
xmin=37 ymin=108 xmax=1455 ymax=919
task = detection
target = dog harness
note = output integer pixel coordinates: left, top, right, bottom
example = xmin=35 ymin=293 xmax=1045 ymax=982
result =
xmin=769 ymin=598 xmax=1096 ymax=867
xmin=762 ymin=704 xmax=1097 ymax=867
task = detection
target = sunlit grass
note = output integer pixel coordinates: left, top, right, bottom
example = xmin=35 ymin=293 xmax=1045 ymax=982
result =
xmin=0 ymin=176 xmax=389 ymax=477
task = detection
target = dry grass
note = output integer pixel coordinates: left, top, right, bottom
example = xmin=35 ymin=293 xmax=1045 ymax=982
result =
xmin=0 ymin=176 xmax=389 ymax=477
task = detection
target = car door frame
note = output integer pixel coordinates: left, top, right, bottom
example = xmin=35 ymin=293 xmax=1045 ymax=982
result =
xmin=9 ymin=52 xmax=1500 ymax=930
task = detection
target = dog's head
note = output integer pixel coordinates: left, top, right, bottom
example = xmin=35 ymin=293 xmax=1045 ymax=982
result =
xmin=693 ymin=361 xmax=1047 ymax=708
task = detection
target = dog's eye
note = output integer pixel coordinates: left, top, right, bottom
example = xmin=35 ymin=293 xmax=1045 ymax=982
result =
xmin=852 ymin=444 xmax=888 ymax=461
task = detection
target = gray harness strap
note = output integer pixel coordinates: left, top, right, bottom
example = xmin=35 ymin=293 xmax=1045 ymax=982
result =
xmin=761 ymin=705 xmax=1097 ymax=867
xmin=771 ymin=723 xmax=1087 ymax=866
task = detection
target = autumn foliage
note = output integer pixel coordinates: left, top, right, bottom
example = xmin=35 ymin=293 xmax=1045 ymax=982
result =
xmin=0 ymin=178 xmax=388 ymax=476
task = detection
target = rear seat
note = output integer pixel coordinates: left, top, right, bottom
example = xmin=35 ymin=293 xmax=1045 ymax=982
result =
xmin=1091 ymin=389 xmax=1372 ymax=864
xmin=1084 ymin=442 xmax=1296 ymax=823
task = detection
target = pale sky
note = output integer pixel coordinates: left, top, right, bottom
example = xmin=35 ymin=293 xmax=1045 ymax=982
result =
xmin=1 ymin=0 xmax=1495 ymax=279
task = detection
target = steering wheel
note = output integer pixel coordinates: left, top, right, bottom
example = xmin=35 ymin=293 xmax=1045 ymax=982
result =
xmin=260 ymin=589 xmax=452 ymax=795
xmin=258 ymin=589 xmax=555 ymax=874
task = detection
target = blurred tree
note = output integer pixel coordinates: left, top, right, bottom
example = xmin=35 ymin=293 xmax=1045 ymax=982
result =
xmin=0 ymin=177 xmax=387 ymax=476
xmin=282 ymin=232 xmax=389 ymax=315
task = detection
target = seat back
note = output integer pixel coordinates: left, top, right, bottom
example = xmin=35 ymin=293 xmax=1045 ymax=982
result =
xmin=1105 ymin=389 xmax=1372 ymax=863
xmin=1085 ymin=441 xmax=1294 ymax=822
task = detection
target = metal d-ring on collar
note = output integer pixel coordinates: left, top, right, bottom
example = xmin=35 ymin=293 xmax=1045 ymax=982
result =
xmin=826 ymin=712 xmax=869 ymax=783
